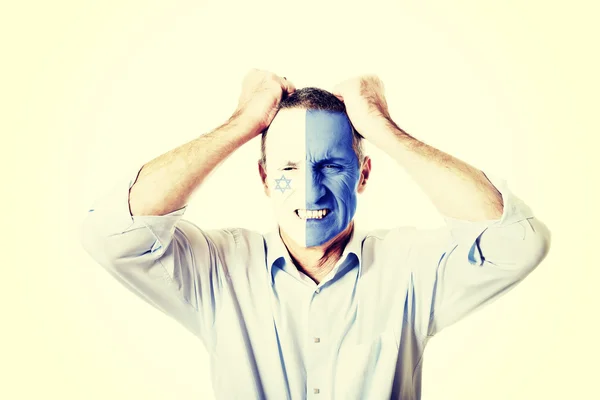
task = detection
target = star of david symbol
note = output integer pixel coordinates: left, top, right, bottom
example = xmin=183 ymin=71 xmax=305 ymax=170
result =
xmin=274 ymin=174 xmax=292 ymax=194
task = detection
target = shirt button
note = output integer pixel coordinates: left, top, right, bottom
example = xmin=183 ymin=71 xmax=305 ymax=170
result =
xmin=313 ymin=388 xmax=320 ymax=394
xmin=315 ymin=288 xmax=320 ymax=294
xmin=314 ymin=337 xmax=320 ymax=343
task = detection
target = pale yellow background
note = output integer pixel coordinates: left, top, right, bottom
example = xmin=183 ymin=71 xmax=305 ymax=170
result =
xmin=2 ymin=1 xmax=598 ymax=399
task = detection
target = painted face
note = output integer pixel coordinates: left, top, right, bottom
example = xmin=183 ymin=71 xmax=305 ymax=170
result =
xmin=263 ymin=108 xmax=362 ymax=247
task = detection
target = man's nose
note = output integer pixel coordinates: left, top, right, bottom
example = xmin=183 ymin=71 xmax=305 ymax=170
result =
xmin=305 ymin=168 xmax=326 ymax=205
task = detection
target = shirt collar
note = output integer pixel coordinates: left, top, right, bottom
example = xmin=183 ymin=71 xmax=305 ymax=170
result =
xmin=264 ymin=223 xmax=366 ymax=285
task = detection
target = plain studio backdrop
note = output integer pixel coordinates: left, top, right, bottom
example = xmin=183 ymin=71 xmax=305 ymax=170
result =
xmin=2 ymin=1 xmax=598 ymax=399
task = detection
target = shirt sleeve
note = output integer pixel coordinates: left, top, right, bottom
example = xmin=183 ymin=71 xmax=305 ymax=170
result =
xmin=80 ymin=164 xmax=231 ymax=345
xmin=411 ymin=172 xmax=552 ymax=337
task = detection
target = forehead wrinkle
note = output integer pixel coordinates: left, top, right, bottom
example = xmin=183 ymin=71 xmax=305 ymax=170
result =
xmin=305 ymin=132 xmax=355 ymax=164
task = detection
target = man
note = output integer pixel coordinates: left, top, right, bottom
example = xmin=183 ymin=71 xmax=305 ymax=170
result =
xmin=81 ymin=69 xmax=551 ymax=399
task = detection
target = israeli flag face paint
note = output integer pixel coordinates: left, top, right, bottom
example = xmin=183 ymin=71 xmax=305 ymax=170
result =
xmin=264 ymin=108 xmax=361 ymax=248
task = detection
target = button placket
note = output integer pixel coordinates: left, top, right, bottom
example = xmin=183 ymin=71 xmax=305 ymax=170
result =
xmin=306 ymin=287 xmax=328 ymax=398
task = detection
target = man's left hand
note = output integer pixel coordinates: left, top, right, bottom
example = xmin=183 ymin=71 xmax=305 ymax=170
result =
xmin=332 ymin=75 xmax=395 ymax=143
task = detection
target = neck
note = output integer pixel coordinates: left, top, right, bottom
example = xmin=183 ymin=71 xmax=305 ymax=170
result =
xmin=279 ymin=221 xmax=355 ymax=284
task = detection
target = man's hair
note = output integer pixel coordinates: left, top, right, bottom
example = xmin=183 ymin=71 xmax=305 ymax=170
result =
xmin=259 ymin=87 xmax=365 ymax=168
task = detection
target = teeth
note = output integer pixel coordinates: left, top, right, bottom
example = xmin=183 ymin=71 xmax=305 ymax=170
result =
xmin=296 ymin=209 xmax=328 ymax=219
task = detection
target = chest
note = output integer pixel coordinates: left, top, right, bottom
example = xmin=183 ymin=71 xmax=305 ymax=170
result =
xmin=206 ymin=240 xmax=419 ymax=398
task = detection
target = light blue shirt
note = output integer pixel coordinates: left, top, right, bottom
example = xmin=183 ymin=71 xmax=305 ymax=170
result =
xmin=80 ymin=166 xmax=551 ymax=399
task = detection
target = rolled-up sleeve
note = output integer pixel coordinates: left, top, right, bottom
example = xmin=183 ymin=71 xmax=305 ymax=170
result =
xmin=414 ymin=172 xmax=551 ymax=337
xmin=80 ymin=165 xmax=229 ymax=344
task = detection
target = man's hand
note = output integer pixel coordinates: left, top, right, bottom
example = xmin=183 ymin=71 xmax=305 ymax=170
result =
xmin=234 ymin=69 xmax=296 ymax=135
xmin=335 ymin=74 xmax=506 ymax=222
xmin=332 ymin=75 xmax=395 ymax=145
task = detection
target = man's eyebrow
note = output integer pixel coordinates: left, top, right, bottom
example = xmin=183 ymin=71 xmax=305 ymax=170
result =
xmin=281 ymin=160 xmax=302 ymax=167
xmin=319 ymin=157 xmax=352 ymax=164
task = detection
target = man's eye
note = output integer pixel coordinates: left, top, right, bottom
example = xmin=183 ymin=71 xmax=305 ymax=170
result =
xmin=324 ymin=164 xmax=340 ymax=169
xmin=282 ymin=167 xmax=296 ymax=171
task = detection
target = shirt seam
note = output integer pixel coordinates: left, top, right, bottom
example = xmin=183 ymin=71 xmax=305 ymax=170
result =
xmin=154 ymin=226 xmax=201 ymax=312
xmin=169 ymin=225 xmax=202 ymax=311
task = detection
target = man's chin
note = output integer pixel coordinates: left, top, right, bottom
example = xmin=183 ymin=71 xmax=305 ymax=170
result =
xmin=305 ymin=235 xmax=333 ymax=248
xmin=278 ymin=219 xmax=353 ymax=249
xmin=277 ymin=223 xmax=306 ymax=247
xmin=277 ymin=226 xmax=333 ymax=248
xmin=306 ymin=223 xmax=353 ymax=248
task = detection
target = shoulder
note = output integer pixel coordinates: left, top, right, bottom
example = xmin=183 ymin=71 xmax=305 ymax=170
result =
xmin=362 ymin=226 xmax=419 ymax=248
xmin=361 ymin=225 xmax=452 ymax=256
xmin=175 ymin=222 xmax=266 ymax=254
xmin=363 ymin=226 xmax=417 ymax=240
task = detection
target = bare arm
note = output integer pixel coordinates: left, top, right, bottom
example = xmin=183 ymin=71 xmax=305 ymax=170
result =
xmin=334 ymin=75 xmax=550 ymax=338
xmin=129 ymin=114 xmax=256 ymax=216
xmin=80 ymin=69 xmax=296 ymax=341
xmin=334 ymin=75 xmax=501 ymax=221
xmin=364 ymin=118 xmax=503 ymax=221
xmin=129 ymin=69 xmax=296 ymax=216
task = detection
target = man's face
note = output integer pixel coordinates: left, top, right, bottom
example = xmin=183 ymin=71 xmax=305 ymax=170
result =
xmin=260 ymin=108 xmax=367 ymax=248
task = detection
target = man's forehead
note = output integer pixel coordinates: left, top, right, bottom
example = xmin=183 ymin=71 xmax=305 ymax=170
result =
xmin=269 ymin=107 xmax=350 ymax=127
xmin=266 ymin=109 xmax=306 ymax=158
xmin=305 ymin=109 xmax=353 ymax=148
xmin=268 ymin=108 xmax=306 ymax=140
xmin=266 ymin=108 xmax=353 ymax=156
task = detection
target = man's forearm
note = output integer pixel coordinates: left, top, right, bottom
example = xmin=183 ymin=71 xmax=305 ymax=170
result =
xmin=129 ymin=112 xmax=259 ymax=216
xmin=369 ymin=118 xmax=504 ymax=222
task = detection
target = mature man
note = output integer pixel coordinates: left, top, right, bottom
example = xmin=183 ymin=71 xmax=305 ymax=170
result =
xmin=81 ymin=69 xmax=551 ymax=399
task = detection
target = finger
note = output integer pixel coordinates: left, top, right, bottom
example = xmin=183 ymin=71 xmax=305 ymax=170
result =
xmin=282 ymin=77 xmax=296 ymax=93
xmin=278 ymin=75 xmax=296 ymax=94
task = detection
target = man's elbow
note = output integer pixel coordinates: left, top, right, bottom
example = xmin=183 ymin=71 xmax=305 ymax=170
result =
xmin=80 ymin=212 xmax=109 ymax=264
xmin=517 ymin=217 xmax=552 ymax=275
xmin=479 ymin=216 xmax=551 ymax=274
xmin=79 ymin=211 xmax=128 ymax=266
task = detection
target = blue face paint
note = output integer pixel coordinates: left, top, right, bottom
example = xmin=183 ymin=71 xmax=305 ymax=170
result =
xmin=304 ymin=109 xmax=360 ymax=247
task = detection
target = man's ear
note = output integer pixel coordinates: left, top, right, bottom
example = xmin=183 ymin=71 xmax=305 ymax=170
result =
xmin=357 ymin=156 xmax=371 ymax=194
xmin=258 ymin=160 xmax=270 ymax=197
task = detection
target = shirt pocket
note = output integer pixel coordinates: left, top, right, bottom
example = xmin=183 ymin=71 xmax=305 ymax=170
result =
xmin=334 ymin=330 xmax=398 ymax=398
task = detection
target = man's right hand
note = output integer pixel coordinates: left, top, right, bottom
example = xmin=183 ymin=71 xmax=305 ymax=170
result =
xmin=126 ymin=69 xmax=295 ymax=216
xmin=233 ymin=69 xmax=296 ymax=135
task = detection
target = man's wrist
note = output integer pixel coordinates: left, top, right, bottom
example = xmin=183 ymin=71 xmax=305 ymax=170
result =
xmin=361 ymin=116 xmax=410 ymax=149
xmin=223 ymin=111 xmax=264 ymax=140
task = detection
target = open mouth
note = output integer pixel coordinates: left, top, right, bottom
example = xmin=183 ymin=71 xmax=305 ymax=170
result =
xmin=295 ymin=208 xmax=330 ymax=220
